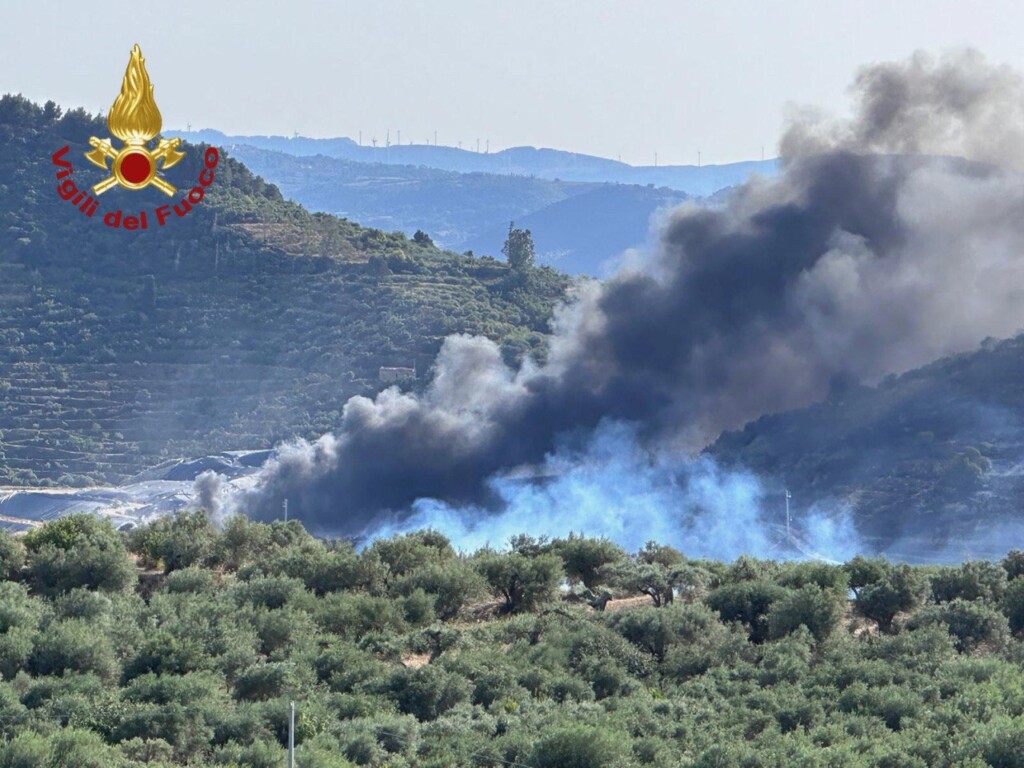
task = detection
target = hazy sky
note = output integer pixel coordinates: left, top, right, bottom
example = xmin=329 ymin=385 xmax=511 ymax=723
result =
xmin=3 ymin=0 xmax=1021 ymax=165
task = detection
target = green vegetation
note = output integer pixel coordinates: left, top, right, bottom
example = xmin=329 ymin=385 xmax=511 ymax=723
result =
xmin=3 ymin=518 xmax=1024 ymax=765
xmin=0 ymin=95 xmax=572 ymax=486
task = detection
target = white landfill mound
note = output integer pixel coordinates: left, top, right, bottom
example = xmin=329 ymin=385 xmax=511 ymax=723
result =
xmin=0 ymin=450 xmax=272 ymax=532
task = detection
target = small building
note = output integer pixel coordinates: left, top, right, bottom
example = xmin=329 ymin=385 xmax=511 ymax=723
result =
xmin=379 ymin=366 xmax=416 ymax=384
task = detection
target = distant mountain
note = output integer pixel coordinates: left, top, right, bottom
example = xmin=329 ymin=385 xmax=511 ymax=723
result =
xmin=219 ymin=146 xmax=591 ymax=251
xmin=225 ymin=146 xmax=688 ymax=274
xmin=0 ymin=95 xmax=571 ymax=486
xmin=172 ymin=129 xmax=779 ymax=196
xmin=463 ymin=184 xmax=687 ymax=276
xmin=709 ymin=335 xmax=1024 ymax=560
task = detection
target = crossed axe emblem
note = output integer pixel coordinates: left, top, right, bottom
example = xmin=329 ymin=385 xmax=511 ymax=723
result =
xmin=85 ymin=137 xmax=185 ymax=196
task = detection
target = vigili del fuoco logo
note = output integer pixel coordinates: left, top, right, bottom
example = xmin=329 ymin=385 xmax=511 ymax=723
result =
xmin=50 ymin=44 xmax=219 ymax=230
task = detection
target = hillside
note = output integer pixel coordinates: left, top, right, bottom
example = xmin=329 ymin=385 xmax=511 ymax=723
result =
xmin=226 ymin=146 xmax=688 ymax=274
xmin=0 ymin=95 xmax=572 ymax=487
xmin=710 ymin=334 xmax=1024 ymax=559
xmin=220 ymin=145 xmax=592 ymax=252
xmin=175 ymin=128 xmax=779 ymax=195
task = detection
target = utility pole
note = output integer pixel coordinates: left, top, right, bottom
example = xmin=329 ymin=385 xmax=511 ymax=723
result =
xmin=359 ymin=130 xmax=362 ymax=146
xmin=698 ymin=151 xmax=701 ymax=168
xmin=784 ymin=490 xmax=792 ymax=540
xmin=434 ymin=129 xmax=438 ymax=146
xmin=287 ymin=701 xmax=295 ymax=768
xmin=283 ymin=499 xmax=288 ymax=522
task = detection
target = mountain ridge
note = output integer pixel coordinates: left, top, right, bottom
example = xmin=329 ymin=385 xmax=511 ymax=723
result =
xmin=222 ymin=145 xmax=689 ymax=274
xmin=171 ymin=128 xmax=779 ymax=196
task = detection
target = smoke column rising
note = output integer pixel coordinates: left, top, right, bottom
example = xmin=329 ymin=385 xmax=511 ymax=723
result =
xmin=222 ymin=50 xmax=1024 ymax=556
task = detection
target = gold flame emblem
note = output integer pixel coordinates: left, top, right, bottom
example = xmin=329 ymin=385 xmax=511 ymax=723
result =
xmin=86 ymin=44 xmax=184 ymax=196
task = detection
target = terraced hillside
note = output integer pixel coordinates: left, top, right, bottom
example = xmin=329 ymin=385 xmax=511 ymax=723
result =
xmin=0 ymin=96 xmax=571 ymax=486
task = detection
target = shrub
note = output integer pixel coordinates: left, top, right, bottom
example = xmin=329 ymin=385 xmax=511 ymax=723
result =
xmin=233 ymin=661 xmax=298 ymax=701
xmin=909 ymin=599 xmax=1010 ymax=653
xmin=392 ymin=560 xmax=487 ymax=620
xmin=119 ymin=737 xmax=174 ymax=764
xmin=0 ymin=532 xmax=24 ymax=581
xmin=302 ymin=547 xmax=364 ymax=595
xmin=368 ymin=530 xmax=455 ymax=581
xmin=313 ymin=643 xmax=387 ymax=693
xmin=0 ymin=581 xmax=45 ymax=633
xmin=0 ymin=682 xmax=27 ymax=739
xmin=121 ymin=629 xmax=211 ymax=681
xmin=54 ymin=588 xmax=111 ymax=621
xmin=854 ymin=564 xmax=926 ymax=633
xmin=122 ymin=670 xmax=228 ymax=706
xmin=767 ymin=583 xmax=844 ymax=642
xmin=316 ymin=592 xmax=408 ymax=640
xmin=25 ymin=515 xmax=133 ymax=596
xmin=531 ymin=727 xmax=628 ymax=768
xmin=400 ymin=588 xmax=436 ymax=626
xmin=552 ymin=535 xmax=625 ymax=591
xmin=724 ymin=555 xmax=779 ymax=583
xmin=844 ymin=556 xmax=890 ymax=597
xmin=215 ymin=514 xmax=274 ymax=571
xmin=706 ymin=580 xmax=789 ymax=643
xmin=1002 ymin=550 xmax=1024 ymax=582
xmin=391 ymin=664 xmax=470 ymax=721
xmin=602 ymin=558 xmax=677 ymax=607
xmin=1002 ymin=576 xmax=1024 ymax=635
xmin=233 ymin=575 xmax=311 ymax=611
xmin=28 ymin=618 xmax=118 ymax=681
xmin=24 ymin=515 xmax=103 ymax=552
xmin=0 ymin=730 xmax=49 ymax=768
xmin=0 ymin=727 xmax=123 ymax=768
xmin=213 ymin=739 xmax=284 ymax=768
xmin=129 ymin=510 xmax=218 ymax=573
xmin=930 ymin=561 xmax=1006 ymax=603
xmin=162 ymin=566 xmax=217 ymax=594
xmin=475 ymin=551 xmax=563 ymax=613
xmin=777 ymin=561 xmax=848 ymax=593
xmin=0 ymin=627 xmax=34 ymax=681
xmin=612 ymin=604 xmax=722 ymax=662
xmin=971 ymin=715 xmax=1024 ymax=768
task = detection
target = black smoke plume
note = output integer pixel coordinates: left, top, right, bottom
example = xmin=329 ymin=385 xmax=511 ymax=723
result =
xmin=230 ymin=50 xmax=1024 ymax=542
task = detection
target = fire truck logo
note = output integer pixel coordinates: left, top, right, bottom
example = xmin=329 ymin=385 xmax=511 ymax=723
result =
xmin=85 ymin=44 xmax=184 ymax=196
